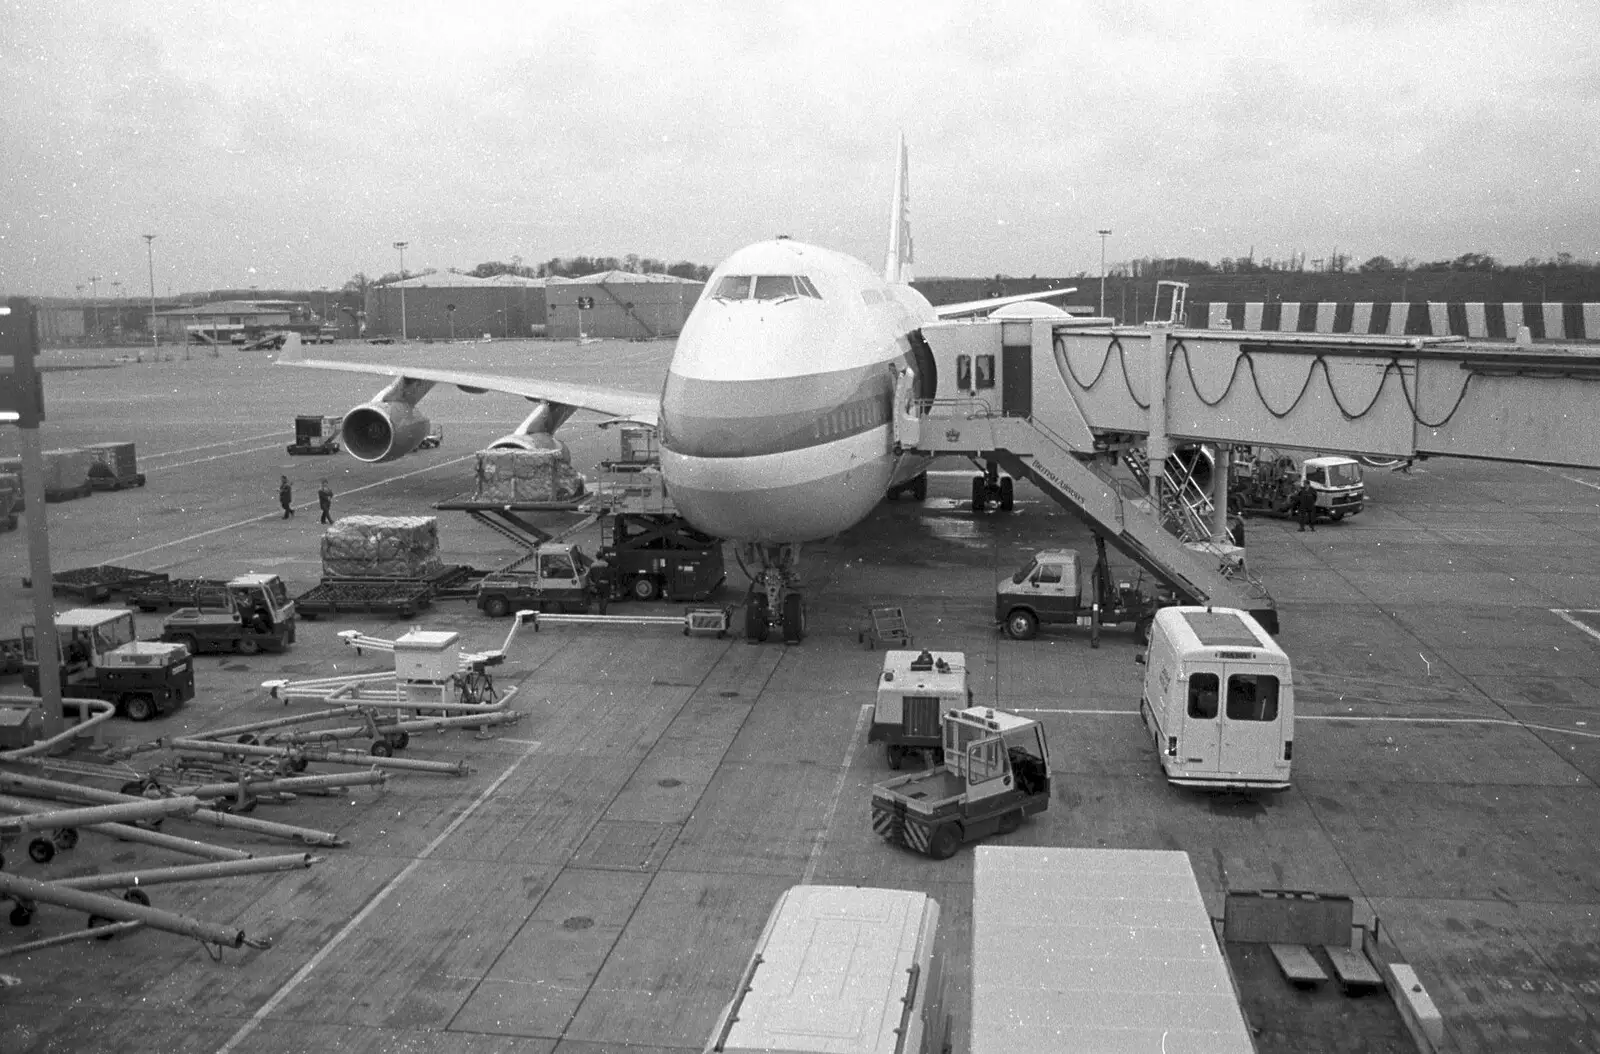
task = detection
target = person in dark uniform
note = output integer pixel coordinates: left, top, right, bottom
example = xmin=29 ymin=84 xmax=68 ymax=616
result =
xmin=1294 ymin=481 xmax=1318 ymax=532
xmin=279 ymin=476 xmax=294 ymax=519
xmin=318 ymin=479 xmax=334 ymax=524
xmin=589 ymin=556 xmax=613 ymax=615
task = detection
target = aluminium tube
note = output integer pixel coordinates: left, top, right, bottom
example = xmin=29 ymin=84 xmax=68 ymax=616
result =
xmin=0 ymin=696 xmax=115 ymax=761
xmin=248 ymin=708 xmax=523 ymax=747
xmin=169 ymin=771 xmax=387 ymax=799
xmin=0 ymin=871 xmax=263 ymax=948
xmin=52 ymin=852 xmax=318 ymax=893
xmin=0 ymin=773 xmax=348 ymax=847
xmin=0 ymin=794 xmax=249 ymax=861
xmin=0 ymin=921 xmax=145 ymax=957
xmin=169 ymin=737 xmax=469 ymax=775
xmin=0 ymin=795 xmax=201 ymax=832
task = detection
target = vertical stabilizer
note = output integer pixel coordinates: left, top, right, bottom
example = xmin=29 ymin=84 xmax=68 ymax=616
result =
xmin=884 ymin=134 xmax=914 ymax=285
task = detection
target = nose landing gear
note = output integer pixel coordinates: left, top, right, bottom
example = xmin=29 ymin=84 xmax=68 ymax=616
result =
xmin=739 ymin=542 xmax=807 ymax=644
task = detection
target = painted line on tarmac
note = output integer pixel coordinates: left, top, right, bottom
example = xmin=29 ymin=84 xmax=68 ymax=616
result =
xmin=215 ymin=738 xmax=541 ymax=1054
xmin=156 ymin=442 xmax=288 ymax=471
xmin=1536 ymin=465 xmax=1600 ymax=493
xmin=802 ymin=703 xmax=872 ymax=886
xmin=1013 ymin=707 xmax=1600 ymax=739
xmin=1551 ymin=609 xmax=1600 ymax=646
xmin=113 ymin=454 xmax=476 ymax=564
xmin=142 ymin=431 xmax=287 ymax=460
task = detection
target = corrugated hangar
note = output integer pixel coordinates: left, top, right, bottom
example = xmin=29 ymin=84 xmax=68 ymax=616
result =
xmin=545 ymin=271 xmax=704 ymax=339
xmin=366 ymin=273 xmax=545 ymax=340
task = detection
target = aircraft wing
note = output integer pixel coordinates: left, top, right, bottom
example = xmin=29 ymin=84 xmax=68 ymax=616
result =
xmin=275 ymin=334 xmax=658 ymax=426
xmin=933 ymin=286 xmax=1079 ymax=319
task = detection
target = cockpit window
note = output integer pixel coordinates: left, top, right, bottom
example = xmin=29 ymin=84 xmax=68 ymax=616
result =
xmin=713 ymin=275 xmax=752 ymax=300
xmin=712 ymin=275 xmax=822 ymax=301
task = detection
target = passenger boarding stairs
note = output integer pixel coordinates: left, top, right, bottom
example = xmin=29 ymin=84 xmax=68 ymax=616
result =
xmin=1123 ymin=447 xmax=1214 ymax=543
xmin=911 ymin=403 xmax=1272 ymax=619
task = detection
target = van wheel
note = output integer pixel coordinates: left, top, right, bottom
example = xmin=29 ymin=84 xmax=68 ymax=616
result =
xmin=124 ymin=694 xmax=157 ymax=722
xmin=1135 ymin=617 xmax=1153 ymax=646
xmin=997 ymin=809 xmax=1023 ymax=835
xmin=482 ymin=595 xmax=511 ymax=619
xmin=1004 ymin=610 xmax=1038 ymax=641
xmin=927 ymin=824 xmax=962 ymax=860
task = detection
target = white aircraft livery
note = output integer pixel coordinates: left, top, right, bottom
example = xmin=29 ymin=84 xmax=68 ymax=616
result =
xmin=280 ymin=136 xmax=1073 ymax=642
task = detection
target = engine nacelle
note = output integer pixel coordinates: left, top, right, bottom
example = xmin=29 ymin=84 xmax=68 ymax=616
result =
xmin=341 ymin=403 xmax=433 ymax=463
xmin=1165 ymin=443 xmax=1215 ymax=494
xmin=487 ymin=431 xmax=565 ymax=453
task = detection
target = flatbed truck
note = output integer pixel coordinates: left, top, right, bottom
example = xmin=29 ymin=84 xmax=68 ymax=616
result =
xmin=995 ymin=537 xmax=1173 ymax=645
xmin=159 ymin=574 xmax=296 ymax=656
xmin=21 ymin=609 xmax=194 ymax=721
xmin=871 ymin=705 xmax=1051 ymax=859
xmin=475 ymin=544 xmax=602 ymax=617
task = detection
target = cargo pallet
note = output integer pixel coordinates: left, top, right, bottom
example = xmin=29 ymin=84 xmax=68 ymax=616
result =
xmin=21 ymin=565 xmax=170 ymax=604
xmin=130 ymin=578 xmax=229 ymax=612
xmin=88 ymin=472 xmax=147 ymax=491
xmin=294 ymin=566 xmax=476 ymax=621
xmin=43 ymin=482 xmax=92 ymax=503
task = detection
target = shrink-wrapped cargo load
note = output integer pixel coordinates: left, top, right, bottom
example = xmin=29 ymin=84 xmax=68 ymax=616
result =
xmin=320 ymin=515 xmax=442 ymax=579
xmin=472 ymin=446 xmax=585 ymax=504
xmin=42 ymin=449 xmax=91 ymax=493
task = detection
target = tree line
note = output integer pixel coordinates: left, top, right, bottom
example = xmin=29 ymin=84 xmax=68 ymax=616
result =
xmin=1114 ymin=251 xmax=1594 ymax=279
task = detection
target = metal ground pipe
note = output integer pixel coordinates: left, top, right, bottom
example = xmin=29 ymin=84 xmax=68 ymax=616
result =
xmin=248 ymin=708 xmax=523 ymax=747
xmin=169 ymin=771 xmax=387 ymax=799
xmin=0 ymin=871 xmax=266 ymax=949
xmin=0 ymin=696 xmax=115 ymax=761
xmin=0 ymin=795 xmax=201 ymax=832
xmin=0 ymin=920 xmax=144 ymax=956
xmin=0 ymin=793 xmax=250 ymax=861
xmin=0 ymin=773 xmax=348 ymax=847
xmin=53 ymin=853 xmax=319 ymax=893
xmin=169 ymin=738 xmax=469 ymax=775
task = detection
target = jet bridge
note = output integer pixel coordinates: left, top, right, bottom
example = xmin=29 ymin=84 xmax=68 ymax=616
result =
xmin=911 ymin=316 xmax=1600 ymax=627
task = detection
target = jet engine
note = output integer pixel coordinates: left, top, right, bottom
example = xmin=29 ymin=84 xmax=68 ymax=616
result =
xmin=486 ymin=431 xmax=565 ymax=453
xmin=1164 ymin=443 xmax=1215 ymax=495
xmin=341 ymin=403 xmax=434 ymax=463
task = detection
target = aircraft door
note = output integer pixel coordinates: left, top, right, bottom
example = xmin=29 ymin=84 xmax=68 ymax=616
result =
xmin=1218 ymin=666 xmax=1283 ymax=776
xmin=964 ymin=735 xmax=1012 ymax=805
xmin=1001 ymin=342 xmax=1032 ymax=416
xmin=1181 ymin=668 xmax=1222 ymax=772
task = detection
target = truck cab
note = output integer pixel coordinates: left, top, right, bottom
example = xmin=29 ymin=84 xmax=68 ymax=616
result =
xmin=22 ymin=609 xmax=194 ymax=721
xmin=161 ymin=573 xmax=296 ymax=655
xmin=476 ymin=543 xmax=598 ymax=618
xmin=1302 ymin=455 xmax=1365 ymax=519
xmin=871 ymin=706 xmax=1052 ymax=859
xmin=1229 ymin=450 xmax=1365 ymax=522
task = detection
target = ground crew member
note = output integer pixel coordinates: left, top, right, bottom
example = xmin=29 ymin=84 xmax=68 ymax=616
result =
xmin=589 ymin=556 xmax=613 ymax=615
xmin=1294 ymin=480 xmax=1317 ymax=533
xmin=318 ymin=478 xmax=334 ymax=524
xmin=279 ymin=476 xmax=294 ymax=519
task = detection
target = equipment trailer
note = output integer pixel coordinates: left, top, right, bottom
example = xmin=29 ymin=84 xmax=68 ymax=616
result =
xmin=871 ymin=705 xmax=1051 ymax=859
xmin=293 ymin=566 xmax=475 ymax=621
xmin=285 ymin=415 xmax=343 ymax=455
xmin=22 ymin=565 xmax=170 ymax=605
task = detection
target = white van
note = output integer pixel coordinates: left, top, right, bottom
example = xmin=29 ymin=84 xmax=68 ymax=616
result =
xmin=1138 ymin=606 xmax=1293 ymax=791
xmin=705 ymin=885 xmax=950 ymax=1054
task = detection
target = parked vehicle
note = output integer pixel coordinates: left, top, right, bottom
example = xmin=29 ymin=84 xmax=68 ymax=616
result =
xmin=21 ymin=609 xmax=193 ymax=721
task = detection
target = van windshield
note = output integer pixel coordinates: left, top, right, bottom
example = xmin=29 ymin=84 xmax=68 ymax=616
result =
xmin=1010 ymin=557 xmax=1037 ymax=584
xmin=1326 ymin=462 xmax=1361 ymax=486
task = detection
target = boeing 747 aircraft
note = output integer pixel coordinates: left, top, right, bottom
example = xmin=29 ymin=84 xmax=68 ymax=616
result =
xmin=281 ymin=138 xmax=1073 ymax=642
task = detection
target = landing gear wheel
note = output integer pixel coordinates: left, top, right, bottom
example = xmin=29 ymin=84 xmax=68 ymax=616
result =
xmin=999 ymin=476 xmax=1015 ymax=511
xmin=781 ymin=593 xmax=806 ymax=645
xmin=28 ymin=838 xmax=55 ymax=864
xmin=744 ymin=594 xmax=770 ymax=643
xmin=630 ymin=576 xmax=660 ymax=602
xmin=1004 ymin=610 xmax=1039 ymax=641
xmin=927 ymin=824 xmax=962 ymax=860
xmin=8 ymin=904 xmax=32 ymax=927
xmin=388 ymin=731 xmax=411 ymax=751
xmin=971 ymin=476 xmax=987 ymax=513
xmin=54 ymin=828 xmax=78 ymax=851
xmin=997 ymin=809 xmax=1023 ymax=835
xmin=370 ymin=740 xmax=394 ymax=758
xmin=482 ymin=595 xmax=511 ymax=619
xmin=124 ymin=695 xmax=157 ymax=722
xmin=122 ymin=888 xmax=151 ymax=907
xmin=911 ymin=472 xmax=928 ymax=501
xmin=237 ymin=636 xmax=259 ymax=656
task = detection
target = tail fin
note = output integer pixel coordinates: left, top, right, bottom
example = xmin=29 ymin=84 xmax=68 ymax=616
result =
xmin=884 ymin=133 xmax=913 ymax=285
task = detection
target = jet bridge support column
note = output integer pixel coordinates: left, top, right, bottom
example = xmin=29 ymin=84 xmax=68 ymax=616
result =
xmin=1212 ymin=445 xmax=1231 ymax=542
xmin=1145 ymin=324 xmax=1171 ymax=505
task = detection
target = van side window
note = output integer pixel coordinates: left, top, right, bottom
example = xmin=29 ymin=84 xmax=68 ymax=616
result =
xmin=1187 ymin=673 xmax=1220 ymax=719
xmin=1226 ymin=674 xmax=1279 ymax=721
xmin=975 ymin=354 xmax=995 ymax=389
xmin=956 ymin=354 xmax=972 ymax=390
xmin=1035 ymin=563 xmax=1061 ymax=584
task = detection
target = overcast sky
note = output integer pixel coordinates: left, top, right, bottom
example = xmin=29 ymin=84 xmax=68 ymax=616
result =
xmin=3 ymin=0 xmax=1596 ymax=297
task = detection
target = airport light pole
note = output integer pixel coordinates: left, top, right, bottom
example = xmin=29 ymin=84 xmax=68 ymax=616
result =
xmin=143 ymin=234 xmax=158 ymax=346
xmin=1096 ymin=229 xmax=1112 ymax=319
xmin=88 ymin=275 xmax=102 ymax=344
xmin=393 ymin=241 xmax=409 ymax=341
